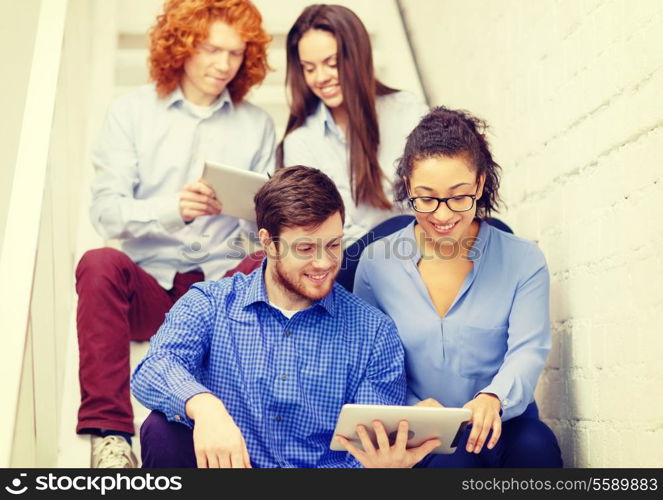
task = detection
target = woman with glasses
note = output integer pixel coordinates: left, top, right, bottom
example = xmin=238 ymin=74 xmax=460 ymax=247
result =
xmin=277 ymin=4 xmax=429 ymax=289
xmin=351 ymin=107 xmax=563 ymax=468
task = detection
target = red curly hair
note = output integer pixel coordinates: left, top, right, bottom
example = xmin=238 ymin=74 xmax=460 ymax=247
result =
xmin=149 ymin=0 xmax=271 ymax=103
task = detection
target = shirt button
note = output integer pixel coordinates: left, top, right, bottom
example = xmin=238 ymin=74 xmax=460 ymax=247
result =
xmin=174 ymin=415 xmax=182 ymax=421
xmin=285 ymin=330 xmax=291 ymax=337
xmin=280 ymin=374 xmax=288 ymax=381
xmin=275 ymin=416 xmax=282 ymax=422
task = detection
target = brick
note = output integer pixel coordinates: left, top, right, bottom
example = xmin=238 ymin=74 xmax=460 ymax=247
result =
xmin=550 ymin=279 xmax=572 ymax=324
xmin=642 ymin=367 xmax=663 ymax=424
xmin=569 ymin=319 xmax=593 ymax=369
xmin=564 ymin=266 xmax=595 ymax=317
xmin=547 ymin=322 xmax=564 ymax=369
xmin=597 ymin=372 xmax=637 ymax=422
xmin=570 ymin=371 xmax=598 ymax=421
xmin=573 ymin=422 xmax=592 ymax=466
xmin=614 ymin=428 xmax=646 ymax=467
xmin=537 ymin=189 xmax=564 ymax=236
xmin=587 ymin=425 xmax=605 ymax=467
xmin=404 ymin=0 xmax=662 ymax=468
xmin=627 ymin=252 xmax=663 ymax=309
xmin=604 ymin=200 xmax=640 ymax=256
xmin=640 ymin=309 xmax=663 ymax=373
xmin=536 ymin=368 xmax=566 ymax=420
xmin=601 ymin=315 xmax=634 ymax=368
xmin=554 ymin=421 xmax=576 ymax=467
xmin=588 ymin=321 xmax=606 ymax=370
xmin=637 ymin=430 xmax=663 ymax=468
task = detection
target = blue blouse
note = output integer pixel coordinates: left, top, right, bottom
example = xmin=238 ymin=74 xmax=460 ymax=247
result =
xmin=353 ymin=221 xmax=551 ymax=421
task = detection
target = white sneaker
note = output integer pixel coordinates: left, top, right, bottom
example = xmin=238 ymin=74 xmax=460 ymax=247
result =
xmin=91 ymin=435 xmax=138 ymax=468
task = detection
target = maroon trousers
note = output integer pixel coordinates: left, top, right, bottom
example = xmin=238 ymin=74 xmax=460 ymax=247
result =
xmin=75 ymin=248 xmax=203 ymax=435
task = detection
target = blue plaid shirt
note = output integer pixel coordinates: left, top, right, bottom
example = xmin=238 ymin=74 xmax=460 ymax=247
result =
xmin=131 ymin=265 xmax=406 ymax=468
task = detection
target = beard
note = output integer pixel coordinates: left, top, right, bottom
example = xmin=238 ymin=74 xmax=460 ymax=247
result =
xmin=272 ymin=259 xmax=338 ymax=303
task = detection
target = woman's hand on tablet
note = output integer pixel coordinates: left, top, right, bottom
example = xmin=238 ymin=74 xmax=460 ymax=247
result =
xmin=179 ymin=180 xmax=222 ymax=222
xmin=463 ymin=393 xmax=502 ymax=453
xmin=414 ymin=398 xmax=445 ymax=408
xmin=335 ymin=420 xmax=440 ymax=468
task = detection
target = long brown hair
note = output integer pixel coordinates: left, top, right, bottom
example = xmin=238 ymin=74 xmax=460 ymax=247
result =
xmin=276 ymin=4 xmax=397 ymax=210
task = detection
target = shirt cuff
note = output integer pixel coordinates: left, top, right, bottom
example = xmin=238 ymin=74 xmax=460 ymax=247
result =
xmin=153 ymin=193 xmax=186 ymax=233
xmin=166 ymin=380 xmax=211 ymax=428
xmin=474 ymin=389 xmax=507 ymax=417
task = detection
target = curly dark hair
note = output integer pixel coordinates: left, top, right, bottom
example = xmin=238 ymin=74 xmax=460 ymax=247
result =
xmin=394 ymin=106 xmax=502 ymax=219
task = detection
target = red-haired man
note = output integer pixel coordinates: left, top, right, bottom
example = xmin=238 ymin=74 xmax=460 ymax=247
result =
xmin=76 ymin=0 xmax=274 ymax=468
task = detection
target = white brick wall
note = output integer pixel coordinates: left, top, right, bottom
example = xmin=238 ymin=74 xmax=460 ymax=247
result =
xmin=402 ymin=0 xmax=663 ymax=467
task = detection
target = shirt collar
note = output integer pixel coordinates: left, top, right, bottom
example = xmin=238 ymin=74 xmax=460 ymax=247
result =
xmin=241 ymin=260 xmax=336 ymax=316
xmin=164 ymin=87 xmax=234 ymax=114
xmin=164 ymin=86 xmax=185 ymax=108
xmin=313 ymin=100 xmax=345 ymax=142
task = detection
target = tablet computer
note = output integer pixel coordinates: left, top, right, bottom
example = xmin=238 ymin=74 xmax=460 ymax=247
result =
xmin=330 ymin=404 xmax=472 ymax=454
xmin=202 ymin=160 xmax=268 ymax=222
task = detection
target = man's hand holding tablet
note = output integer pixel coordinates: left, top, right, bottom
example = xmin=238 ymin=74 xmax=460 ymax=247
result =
xmin=179 ymin=180 xmax=222 ymax=222
xmin=331 ymin=403 xmax=472 ymax=468
xmin=334 ymin=419 xmax=441 ymax=468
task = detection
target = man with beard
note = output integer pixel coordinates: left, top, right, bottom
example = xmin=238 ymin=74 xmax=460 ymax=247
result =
xmin=131 ymin=166 xmax=440 ymax=468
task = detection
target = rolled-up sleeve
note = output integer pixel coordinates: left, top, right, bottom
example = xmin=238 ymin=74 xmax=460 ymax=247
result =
xmin=131 ymin=285 xmax=214 ymax=428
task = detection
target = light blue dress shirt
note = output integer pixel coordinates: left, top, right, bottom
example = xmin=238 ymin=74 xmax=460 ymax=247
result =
xmin=131 ymin=264 xmax=406 ymax=468
xmin=282 ymin=91 xmax=429 ymax=244
xmin=354 ymin=221 xmax=551 ymax=421
xmin=90 ymin=84 xmax=275 ymax=289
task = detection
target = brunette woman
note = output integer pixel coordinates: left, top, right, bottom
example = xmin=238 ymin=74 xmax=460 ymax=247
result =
xmin=278 ymin=4 xmax=429 ymax=289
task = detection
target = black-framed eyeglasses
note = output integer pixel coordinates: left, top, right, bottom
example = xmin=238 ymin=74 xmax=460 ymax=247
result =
xmin=408 ymin=192 xmax=477 ymax=213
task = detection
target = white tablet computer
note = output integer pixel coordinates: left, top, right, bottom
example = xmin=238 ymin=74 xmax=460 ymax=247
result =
xmin=202 ymin=160 xmax=268 ymax=222
xmin=330 ymin=404 xmax=472 ymax=454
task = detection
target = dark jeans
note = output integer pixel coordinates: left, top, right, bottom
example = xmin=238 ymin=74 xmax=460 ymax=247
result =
xmin=141 ymin=402 xmax=561 ymax=468
xmin=416 ymin=402 xmax=563 ymax=468
xmin=76 ymin=248 xmax=203 ymax=435
xmin=141 ymin=411 xmax=198 ymax=468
